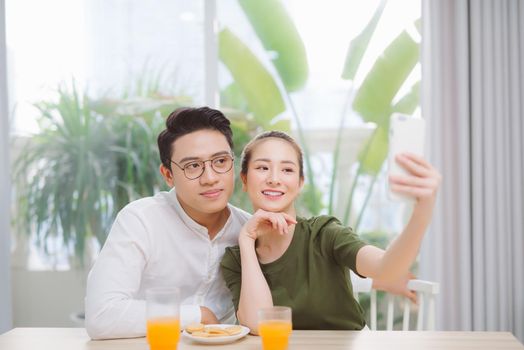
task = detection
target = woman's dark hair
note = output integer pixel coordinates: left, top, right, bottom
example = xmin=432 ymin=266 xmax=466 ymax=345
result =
xmin=240 ymin=131 xmax=304 ymax=179
xmin=157 ymin=107 xmax=233 ymax=169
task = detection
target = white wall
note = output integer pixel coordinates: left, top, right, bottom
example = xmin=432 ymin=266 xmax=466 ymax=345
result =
xmin=8 ymin=138 xmax=88 ymax=327
xmin=12 ymin=270 xmax=87 ymax=327
xmin=0 ymin=0 xmax=13 ymax=334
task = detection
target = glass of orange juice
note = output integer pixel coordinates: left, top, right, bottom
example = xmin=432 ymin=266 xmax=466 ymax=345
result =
xmin=258 ymin=306 xmax=293 ymax=350
xmin=146 ymin=287 xmax=180 ymax=350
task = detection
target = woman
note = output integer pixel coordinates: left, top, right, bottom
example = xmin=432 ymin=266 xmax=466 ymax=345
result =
xmin=220 ymin=131 xmax=441 ymax=332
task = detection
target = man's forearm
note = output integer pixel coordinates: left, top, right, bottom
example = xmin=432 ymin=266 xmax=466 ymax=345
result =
xmin=199 ymin=306 xmax=219 ymax=324
xmin=86 ymin=297 xmax=204 ymax=339
xmin=85 ymin=297 xmax=147 ymax=339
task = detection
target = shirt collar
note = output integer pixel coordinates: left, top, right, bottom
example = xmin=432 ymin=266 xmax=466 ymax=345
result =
xmin=167 ymin=187 xmax=233 ymax=241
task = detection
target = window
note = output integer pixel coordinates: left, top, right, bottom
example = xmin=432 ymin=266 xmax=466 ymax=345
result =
xmin=8 ymin=0 xmax=206 ymax=269
xmin=6 ymin=0 xmax=421 ymax=328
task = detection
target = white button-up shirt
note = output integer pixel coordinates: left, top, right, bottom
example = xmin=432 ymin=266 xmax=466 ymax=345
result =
xmin=85 ymin=188 xmax=250 ymax=339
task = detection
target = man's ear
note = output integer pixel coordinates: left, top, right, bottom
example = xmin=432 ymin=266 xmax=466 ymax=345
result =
xmin=240 ymin=173 xmax=247 ymax=192
xmin=159 ymin=164 xmax=175 ymax=188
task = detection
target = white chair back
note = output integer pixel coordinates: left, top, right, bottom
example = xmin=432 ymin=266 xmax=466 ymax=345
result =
xmin=350 ymin=271 xmax=439 ymax=330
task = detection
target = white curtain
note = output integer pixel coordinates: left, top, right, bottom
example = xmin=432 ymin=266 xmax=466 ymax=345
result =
xmin=0 ymin=0 xmax=13 ymax=334
xmin=421 ymin=0 xmax=524 ymax=341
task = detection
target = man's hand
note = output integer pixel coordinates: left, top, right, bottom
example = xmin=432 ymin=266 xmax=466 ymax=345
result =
xmin=372 ymin=271 xmax=418 ymax=304
xmin=200 ymin=306 xmax=219 ymax=324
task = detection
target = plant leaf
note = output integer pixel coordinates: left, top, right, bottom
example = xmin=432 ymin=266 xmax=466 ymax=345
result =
xmin=219 ymin=27 xmax=286 ymax=128
xmin=237 ymin=0 xmax=308 ymax=91
xmin=358 ymin=125 xmax=389 ymax=175
xmin=357 ymin=81 xmax=420 ymax=176
xmin=341 ymin=0 xmax=386 ymax=81
xmin=352 ymin=30 xmax=419 ymax=175
xmin=392 ymin=80 xmax=420 ymax=114
xmin=220 ymin=82 xmax=248 ymax=111
xmin=269 ymin=119 xmax=291 ymax=132
xmin=352 ymin=30 xmax=419 ymax=124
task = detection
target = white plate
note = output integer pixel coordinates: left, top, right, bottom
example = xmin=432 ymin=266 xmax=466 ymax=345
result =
xmin=182 ymin=324 xmax=250 ymax=344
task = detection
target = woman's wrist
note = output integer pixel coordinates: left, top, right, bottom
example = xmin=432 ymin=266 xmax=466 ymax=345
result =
xmin=414 ymin=195 xmax=436 ymax=213
xmin=239 ymin=233 xmax=256 ymax=247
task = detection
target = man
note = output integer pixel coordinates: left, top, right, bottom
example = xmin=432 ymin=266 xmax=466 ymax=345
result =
xmin=85 ymin=107 xmax=250 ymax=339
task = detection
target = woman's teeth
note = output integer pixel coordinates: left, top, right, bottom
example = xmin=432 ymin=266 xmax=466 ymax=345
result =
xmin=262 ymin=191 xmax=283 ymax=197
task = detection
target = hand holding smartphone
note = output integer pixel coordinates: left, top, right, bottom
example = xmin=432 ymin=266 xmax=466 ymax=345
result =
xmin=387 ymin=113 xmax=426 ymax=202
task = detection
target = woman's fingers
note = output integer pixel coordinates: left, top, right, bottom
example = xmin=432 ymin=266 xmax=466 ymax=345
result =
xmin=406 ymin=290 xmax=418 ymax=304
xmin=271 ymin=217 xmax=278 ymax=231
xmin=281 ymin=212 xmax=298 ymax=225
xmin=390 ymin=174 xmax=432 ymax=188
xmin=269 ymin=213 xmax=295 ymax=235
xmin=251 ymin=210 xmax=277 ymax=235
xmin=395 ymin=154 xmax=431 ymax=177
xmin=405 ymin=272 xmax=418 ymax=304
xmin=274 ymin=213 xmax=290 ymax=235
xmin=392 ymin=154 xmax=442 ymax=201
xmin=390 ymin=183 xmax=435 ymax=199
xmin=251 ymin=209 xmax=297 ymax=236
xmin=272 ymin=214 xmax=284 ymax=235
xmin=267 ymin=214 xmax=281 ymax=232
xmin=390 ymin=174 xmax=440 ymax=193
xmin=402 ymin=152 xmax=433 ymax=168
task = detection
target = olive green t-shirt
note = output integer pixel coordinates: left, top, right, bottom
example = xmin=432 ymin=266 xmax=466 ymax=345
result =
xmin=220 ymin=215 xmax=368 ymax=330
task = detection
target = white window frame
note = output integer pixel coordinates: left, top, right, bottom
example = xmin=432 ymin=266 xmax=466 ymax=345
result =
xmin=0 ymin=0 xmax=13 ymax=333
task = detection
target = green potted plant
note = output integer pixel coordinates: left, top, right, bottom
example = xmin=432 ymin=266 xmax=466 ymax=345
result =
xmin=12 ymin=81 xmax=189 ymax=267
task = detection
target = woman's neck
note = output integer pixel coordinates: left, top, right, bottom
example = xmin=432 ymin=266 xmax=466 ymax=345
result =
xmin=255 ymin=226 xmax=295 ymax=264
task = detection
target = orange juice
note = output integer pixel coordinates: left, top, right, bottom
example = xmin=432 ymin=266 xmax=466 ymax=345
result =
xmin=258 ymin=320 xmax=292 ymax=350
xmin=146 ymin=317 xmax=180 ymax=350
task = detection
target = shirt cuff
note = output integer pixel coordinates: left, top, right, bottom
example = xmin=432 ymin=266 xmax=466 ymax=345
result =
xmin=180 ymin=304 xmax=201 ymax=328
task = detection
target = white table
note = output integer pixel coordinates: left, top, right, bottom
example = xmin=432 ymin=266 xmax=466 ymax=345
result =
xmin=1 ymin=328 xmax=523 ymax=350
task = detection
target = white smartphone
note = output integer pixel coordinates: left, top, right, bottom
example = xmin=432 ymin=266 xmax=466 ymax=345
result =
xmin=387 ymin=113 xmax=426 ymax=202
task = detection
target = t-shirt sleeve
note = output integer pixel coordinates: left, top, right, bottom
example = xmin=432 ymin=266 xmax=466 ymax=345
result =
xmin=220 ymin=246 xmax=242 ymax=311
xmin=318 ymin=217 xmax=368 ymax=276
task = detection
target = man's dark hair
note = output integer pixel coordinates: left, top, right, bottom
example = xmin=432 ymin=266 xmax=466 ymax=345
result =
xmin=157 ymin=107 xmax=233 ymax=170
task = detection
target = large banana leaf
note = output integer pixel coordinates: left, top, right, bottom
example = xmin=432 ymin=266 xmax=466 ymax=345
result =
xmin=237 ymin=0 xmax=308 ymax=92
xmin=357 ymin=124 xmax=389 ymax=175
xmin=219 ymin=28 xmax=286 ymax=129
xmin=353 ymin=30 xmax=419 ymax=124
xmin=220 ymin=82 xmax=248 ymax=112
xmin=341 ymin=0 xmax=386 ymax=81
xmin=358 ymin=80 xmax=420 ymax=173
xmin=329 ymin=0 xmax=386 ymax=214
xmin=392 ymin=80 xmax=420 ymax=114
xmin=352 ymin=30 xmax=419 ymax=174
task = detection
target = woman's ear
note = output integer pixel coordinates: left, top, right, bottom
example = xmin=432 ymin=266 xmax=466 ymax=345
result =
xmin=240 ymin=173 xmax=247 ymax=192
xmin=299 ymin=176 xmax=305 ymax=191
xmin=159 ymin=164 xmax=175 ymax=188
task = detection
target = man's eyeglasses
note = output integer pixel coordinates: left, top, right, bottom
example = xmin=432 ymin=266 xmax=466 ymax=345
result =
xmin=170 ymin=154 xmax=234 ymax=180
